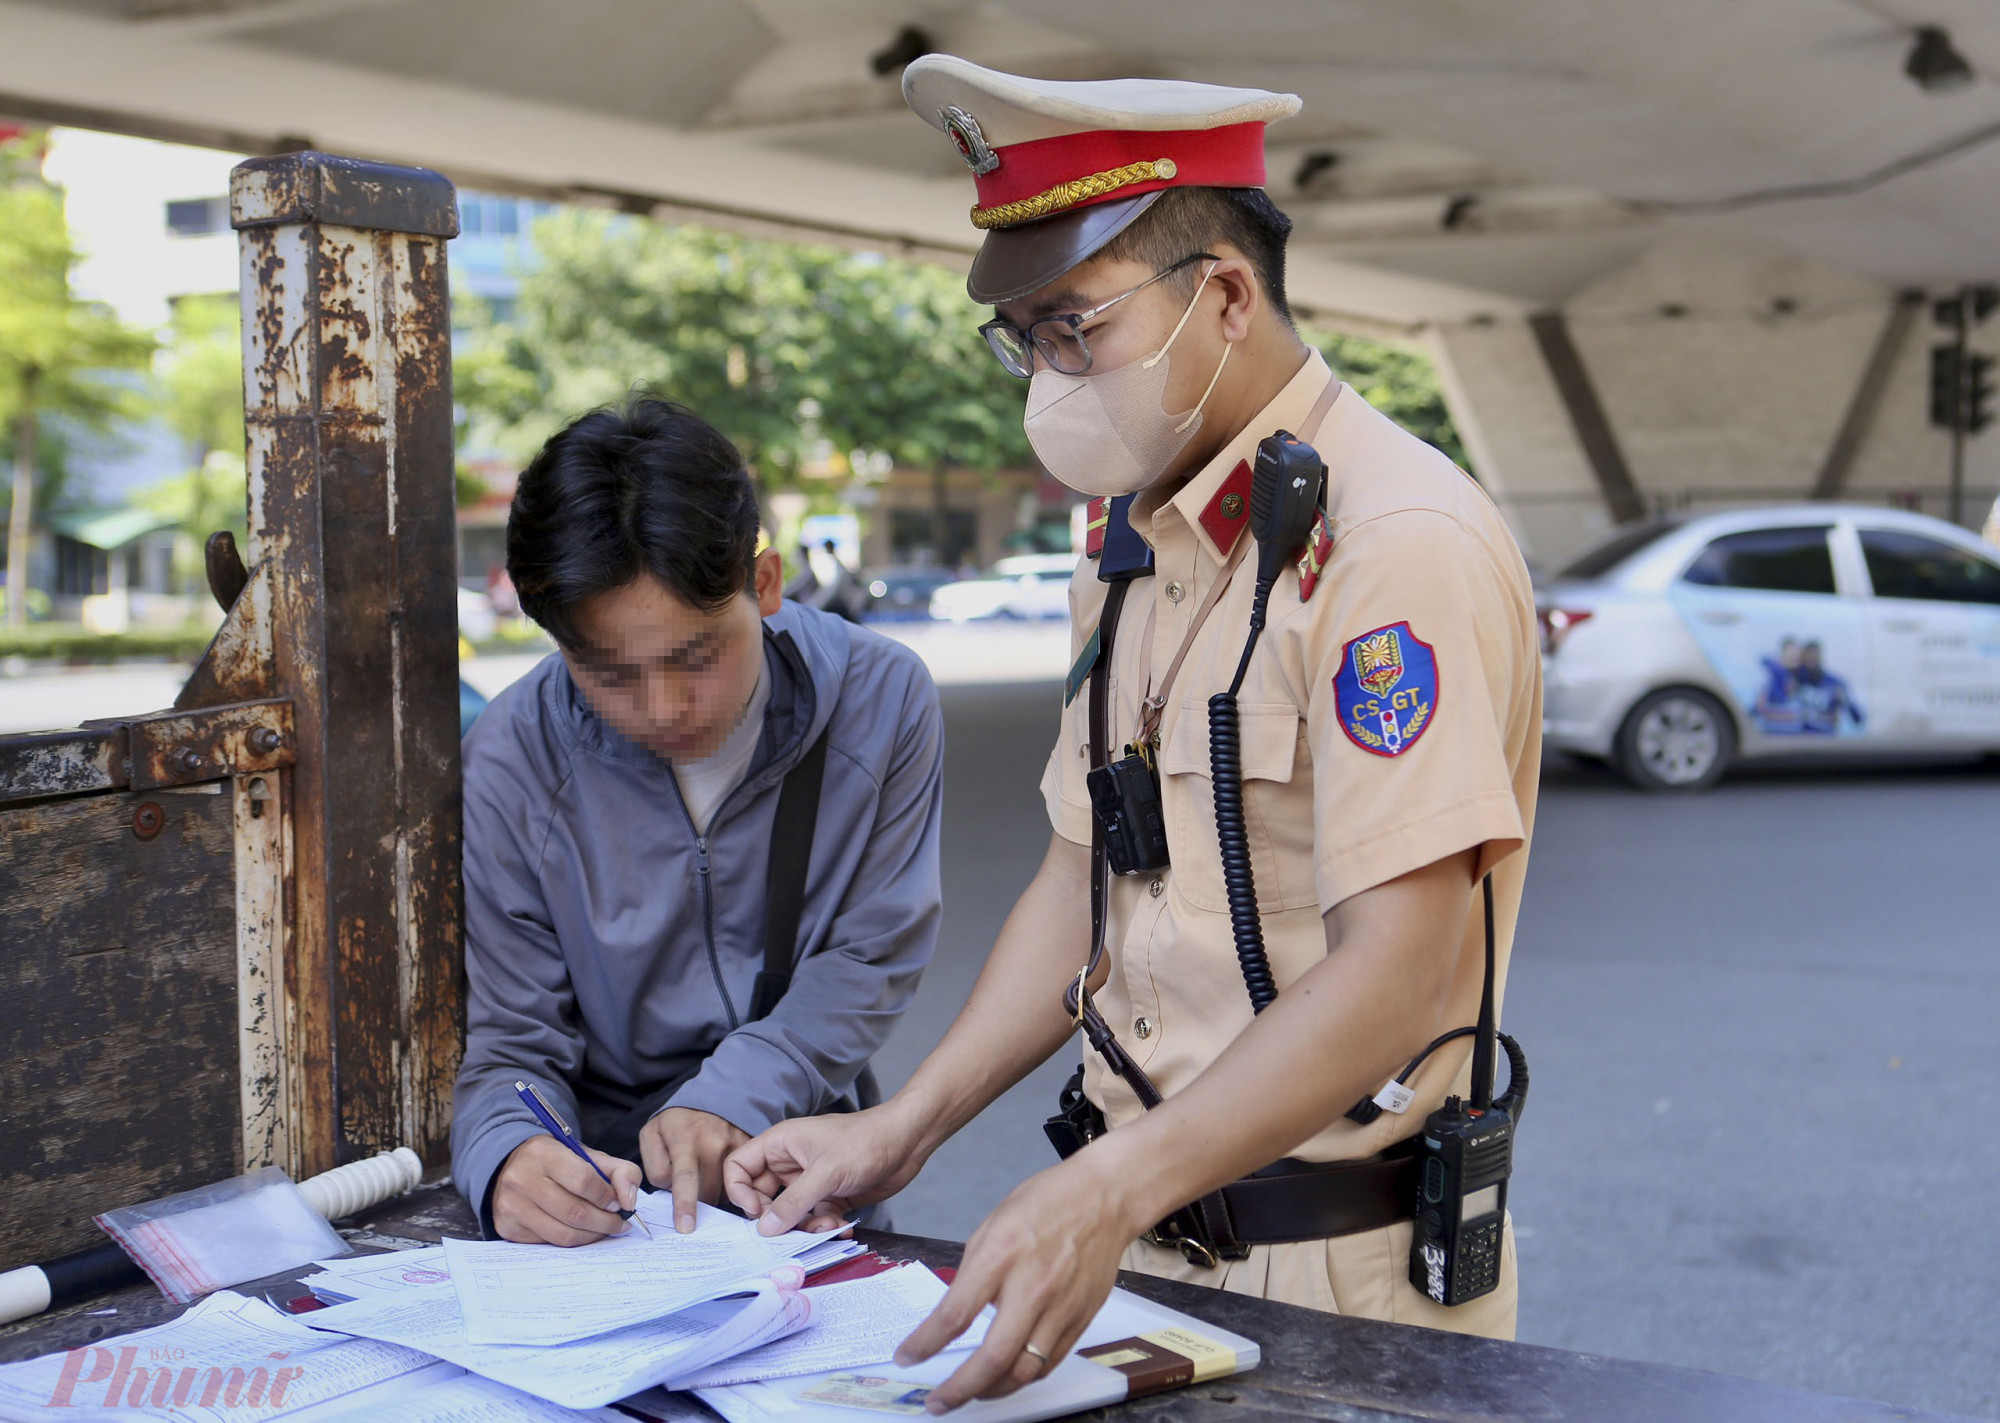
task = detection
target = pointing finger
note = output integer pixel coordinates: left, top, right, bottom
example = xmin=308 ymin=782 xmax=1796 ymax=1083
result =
xmin=671 ymin=1148 xmax=702 ymax=1234
xmin=758 ymin=1161 xmax=838 ymax=1236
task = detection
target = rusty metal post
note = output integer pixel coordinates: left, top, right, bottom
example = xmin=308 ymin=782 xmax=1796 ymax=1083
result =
xmin=230 ymin=152 xmax=464 ymax=1175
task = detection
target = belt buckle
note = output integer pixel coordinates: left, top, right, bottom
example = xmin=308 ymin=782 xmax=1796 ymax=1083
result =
xmin=1143 ymin=1225 xmax=1219 ymax=1270
xmin=1176 ymin=1237 xmax=1220 ymax=1269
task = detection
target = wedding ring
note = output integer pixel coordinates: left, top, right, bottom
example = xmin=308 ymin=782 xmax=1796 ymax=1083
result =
xmin=1022 ymin=1343 xmax=1050 ymax=1363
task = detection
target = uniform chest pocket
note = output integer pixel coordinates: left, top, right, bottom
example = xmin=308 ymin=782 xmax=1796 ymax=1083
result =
xmin=1156 ymin=700 xmax=1316 ymax=914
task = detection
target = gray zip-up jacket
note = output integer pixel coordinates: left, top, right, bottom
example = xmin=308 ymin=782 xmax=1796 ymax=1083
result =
xmin=451 ymin=602 xmax=943 ymax=1233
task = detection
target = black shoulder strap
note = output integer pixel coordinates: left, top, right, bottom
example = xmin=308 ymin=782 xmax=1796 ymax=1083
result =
xmin=1471 ymin=873 xmax=1498 ymax=1110
xmin=1086 ymin=578 xmax=1131 ymax=976
xmin=748 ymin=725 xmax=831 ymax=1022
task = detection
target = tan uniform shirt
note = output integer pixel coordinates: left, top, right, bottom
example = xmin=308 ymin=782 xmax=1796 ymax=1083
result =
xmin=1040 ymin=350 xmax=1542 ymax=1334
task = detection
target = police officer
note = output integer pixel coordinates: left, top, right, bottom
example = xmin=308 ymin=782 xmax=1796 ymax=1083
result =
xmin=726 ymin=55 xmax=1542 ymax=1410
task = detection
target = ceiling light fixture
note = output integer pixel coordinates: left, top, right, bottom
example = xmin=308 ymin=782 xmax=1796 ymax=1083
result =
xmin=1905 ymin=25 xmax=1975 ymax=94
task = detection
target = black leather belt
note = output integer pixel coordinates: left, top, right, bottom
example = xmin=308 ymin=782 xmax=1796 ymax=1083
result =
xmin=1144 ymin=1143 xmax=1419 ymax=1264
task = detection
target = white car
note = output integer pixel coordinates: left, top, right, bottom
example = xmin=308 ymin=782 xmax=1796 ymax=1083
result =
xmin=928 ymin=553 xmax=1079 ymax=623
xmin=1540 ymin=505 xmax=2000 ymax=790
xmin=457 ymin=584 xmax=498 ymax=642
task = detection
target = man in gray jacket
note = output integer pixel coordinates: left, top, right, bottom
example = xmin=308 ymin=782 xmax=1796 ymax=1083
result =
xmin=452 ymin=396 xmax=944 ymax=1244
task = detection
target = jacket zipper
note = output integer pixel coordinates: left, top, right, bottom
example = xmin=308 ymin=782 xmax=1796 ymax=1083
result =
xmin=670 ymin=773 xmax=741 ymax=1033
xmin=668 ymin=661 xmax=811 ymax=1035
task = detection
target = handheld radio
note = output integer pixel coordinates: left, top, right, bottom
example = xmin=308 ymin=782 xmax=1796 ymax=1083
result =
xmin=1411 ymin=1094 xmax=1512 ymax=1305
xmin=1206 ymin=428 xmax=1326 ymax=1010
xmin=1408 ymin=878 xmax=1525 ymax=1306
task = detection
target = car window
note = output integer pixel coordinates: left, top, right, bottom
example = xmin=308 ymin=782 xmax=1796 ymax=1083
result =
xmin=1680 ymin=526 xmax=1836 ymax=594
xmin=1859 ymin=529 xmax=2000 ymax=606
xmin=1556 ymin=519 xmax=1686 ymax=579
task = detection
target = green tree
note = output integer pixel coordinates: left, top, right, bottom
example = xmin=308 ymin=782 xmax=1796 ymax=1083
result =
xmin=0 ymin=133 xmax=153 ymax=627
xmin=137 ymin=293 xmax=246 ymax=585
xmin=460 ymin=211 xmax=844 ymax=483
xmin=1308 ymin=328 xmax=1467 ymax=471
xmin=813 ymin=254 xmax=1032 ymax=558
xmin=457 ymin=212 xmax=1032 ymax=557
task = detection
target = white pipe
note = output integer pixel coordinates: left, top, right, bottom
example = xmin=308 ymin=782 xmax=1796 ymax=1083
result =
xmin=0 ymin=1267 xmax=51 ymax=1327
xmin=297 ymin=1147 xmax=424 ymax=1221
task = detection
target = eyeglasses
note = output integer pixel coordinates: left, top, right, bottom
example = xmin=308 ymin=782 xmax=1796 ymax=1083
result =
xmin=978 ymin=253 xmax=1219 ymax=379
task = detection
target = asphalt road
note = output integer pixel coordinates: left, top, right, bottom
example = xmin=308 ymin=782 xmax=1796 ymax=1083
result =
xmin=877 ymin=679 xmax=2000 ymax=1422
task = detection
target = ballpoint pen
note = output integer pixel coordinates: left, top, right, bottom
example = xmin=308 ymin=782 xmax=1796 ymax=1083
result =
xmin=514 ymin=1079 xmax=651 ymax=1237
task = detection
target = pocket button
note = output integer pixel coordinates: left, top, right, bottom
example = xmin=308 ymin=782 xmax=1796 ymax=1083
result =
xmin=1148 ymin=877 xmax=1164 ymax=897
xmin=1134 ymin=1017 xmax=1153 ymax=1039
xmin=1165 ymin=580 xmax=1185 ymax=603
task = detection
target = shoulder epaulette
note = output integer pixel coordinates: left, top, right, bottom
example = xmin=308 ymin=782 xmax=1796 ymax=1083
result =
xmin=1083 ymin=497 xmax=1110 ymax=558
xmin=1297 ymin=511 xmax=1334 ymax=601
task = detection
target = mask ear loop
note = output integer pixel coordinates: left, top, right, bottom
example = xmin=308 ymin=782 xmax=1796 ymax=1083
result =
xmin=1172 ymin=340 xmax=1232 ymax=436
xmin=1141 ymin=261 xmax=1219 ymax=372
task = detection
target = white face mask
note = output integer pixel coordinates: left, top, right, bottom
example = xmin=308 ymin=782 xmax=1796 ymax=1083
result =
xmin=1023 ymin=265 xmax=1234 ymax=498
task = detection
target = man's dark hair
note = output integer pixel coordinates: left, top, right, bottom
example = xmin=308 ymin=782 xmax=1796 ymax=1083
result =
xmin=507 ymin=395 xmax=760 ymax=649
xmin=1094 ymin=187 xmax=1296 ymax=325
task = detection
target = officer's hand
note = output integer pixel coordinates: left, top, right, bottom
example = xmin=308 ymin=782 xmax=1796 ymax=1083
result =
xmin=491 ymin=1135 xmax=642 ymax=1247
xmin=725 ymin=1103 xmax=926 ymax=1235
xmin=894 ymin=1157 xmax=1131 ymax=1412
xmin=639 ymin=1108 xmax=751 ymax=1234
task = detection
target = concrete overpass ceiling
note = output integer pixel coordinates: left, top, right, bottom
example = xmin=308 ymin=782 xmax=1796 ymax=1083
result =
xmin=4 ymin=0 xmax=2000 ymax=319
xmin=226 ymin=0 xmax=780 ymax=130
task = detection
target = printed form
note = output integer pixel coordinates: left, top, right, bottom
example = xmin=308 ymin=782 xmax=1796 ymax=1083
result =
xmin=309 ymin=1279 xmax=808 ymax=1409
xmin=441 ymin=1198 xmax=840 ymax=1345
xmin=670 ymin=1264 xmax=989 ymax=1389
xmin=0 ymin=1291 xmax=452 ymax=1423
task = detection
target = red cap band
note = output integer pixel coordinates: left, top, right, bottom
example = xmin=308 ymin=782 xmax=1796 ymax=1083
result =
xmin=973 ymin=122 xmax=1270 ymax=213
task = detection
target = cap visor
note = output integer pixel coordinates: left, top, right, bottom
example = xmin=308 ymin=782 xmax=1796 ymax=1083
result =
xmin=966 ymin=192 xmax=1164 ymax=305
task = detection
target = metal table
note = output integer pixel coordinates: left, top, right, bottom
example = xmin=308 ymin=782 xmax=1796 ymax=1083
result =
xmin=0 ymin=1184 xmax=1967 ymax=1422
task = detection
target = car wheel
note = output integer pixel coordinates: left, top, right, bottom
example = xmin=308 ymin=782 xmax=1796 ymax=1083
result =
xmin=1614 ymin=687 xmax=1736 ymax=792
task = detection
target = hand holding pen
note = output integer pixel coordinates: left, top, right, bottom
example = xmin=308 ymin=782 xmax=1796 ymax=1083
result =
xmin=499 ymin=1080 xmax=651 ymax=1242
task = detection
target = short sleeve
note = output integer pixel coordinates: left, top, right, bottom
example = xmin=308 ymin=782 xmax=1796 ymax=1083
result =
xmin=1041 ymin=577 xmax=1098 ymax=847
xmin=1302 ymin=509 xmax=1529 ymax=909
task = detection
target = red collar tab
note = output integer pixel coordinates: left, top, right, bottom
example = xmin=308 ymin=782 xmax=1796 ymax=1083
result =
xmin=973 ymin=122 xmax=1270 ymax=219
xmin=1296 ymin=511 xmax=1335 ymax=602
xmin=1197 ymin=460 xmax=1254 ymax=555
xmin=1084 ymin=496 xmax=1111 ymax=558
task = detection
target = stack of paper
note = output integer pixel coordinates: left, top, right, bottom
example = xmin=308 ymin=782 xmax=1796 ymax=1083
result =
xmin=692 ymin=1285 xmax=1260 ymax=1423
xmin=3 ymin=1189 xmax=1182 ymax=1423
xmin=0 ymin=1290 xmax=458 ymax=1422
xmin=301 ymin=1244 xmax=450 ymax=1304
xmin=0 ymin=1231 xmax=1235 ymax=1423
xmin=439 ymin=1198 xmax=855 ymax=1345
xmin=308 ymin=1276 xmax=811 ymax=1409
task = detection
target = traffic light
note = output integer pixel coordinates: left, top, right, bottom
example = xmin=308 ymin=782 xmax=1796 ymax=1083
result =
xmin=1931 ymin=344 xmax=1964 ymax=428
xmin=1968 ymin=352 xmax=1996 ymax=433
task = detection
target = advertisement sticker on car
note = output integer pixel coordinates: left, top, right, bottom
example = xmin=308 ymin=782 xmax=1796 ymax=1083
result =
xmin=1668 ymin=586 xmax=1868 ymax=740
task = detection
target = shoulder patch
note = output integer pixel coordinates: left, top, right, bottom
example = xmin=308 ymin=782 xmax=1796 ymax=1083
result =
xmin=1333 ymin=622 xmax=1437 ymax=757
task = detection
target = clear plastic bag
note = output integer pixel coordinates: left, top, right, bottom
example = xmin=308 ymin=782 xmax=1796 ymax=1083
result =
xmin=96 ymin=1166 xmax=347 ymax=1304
